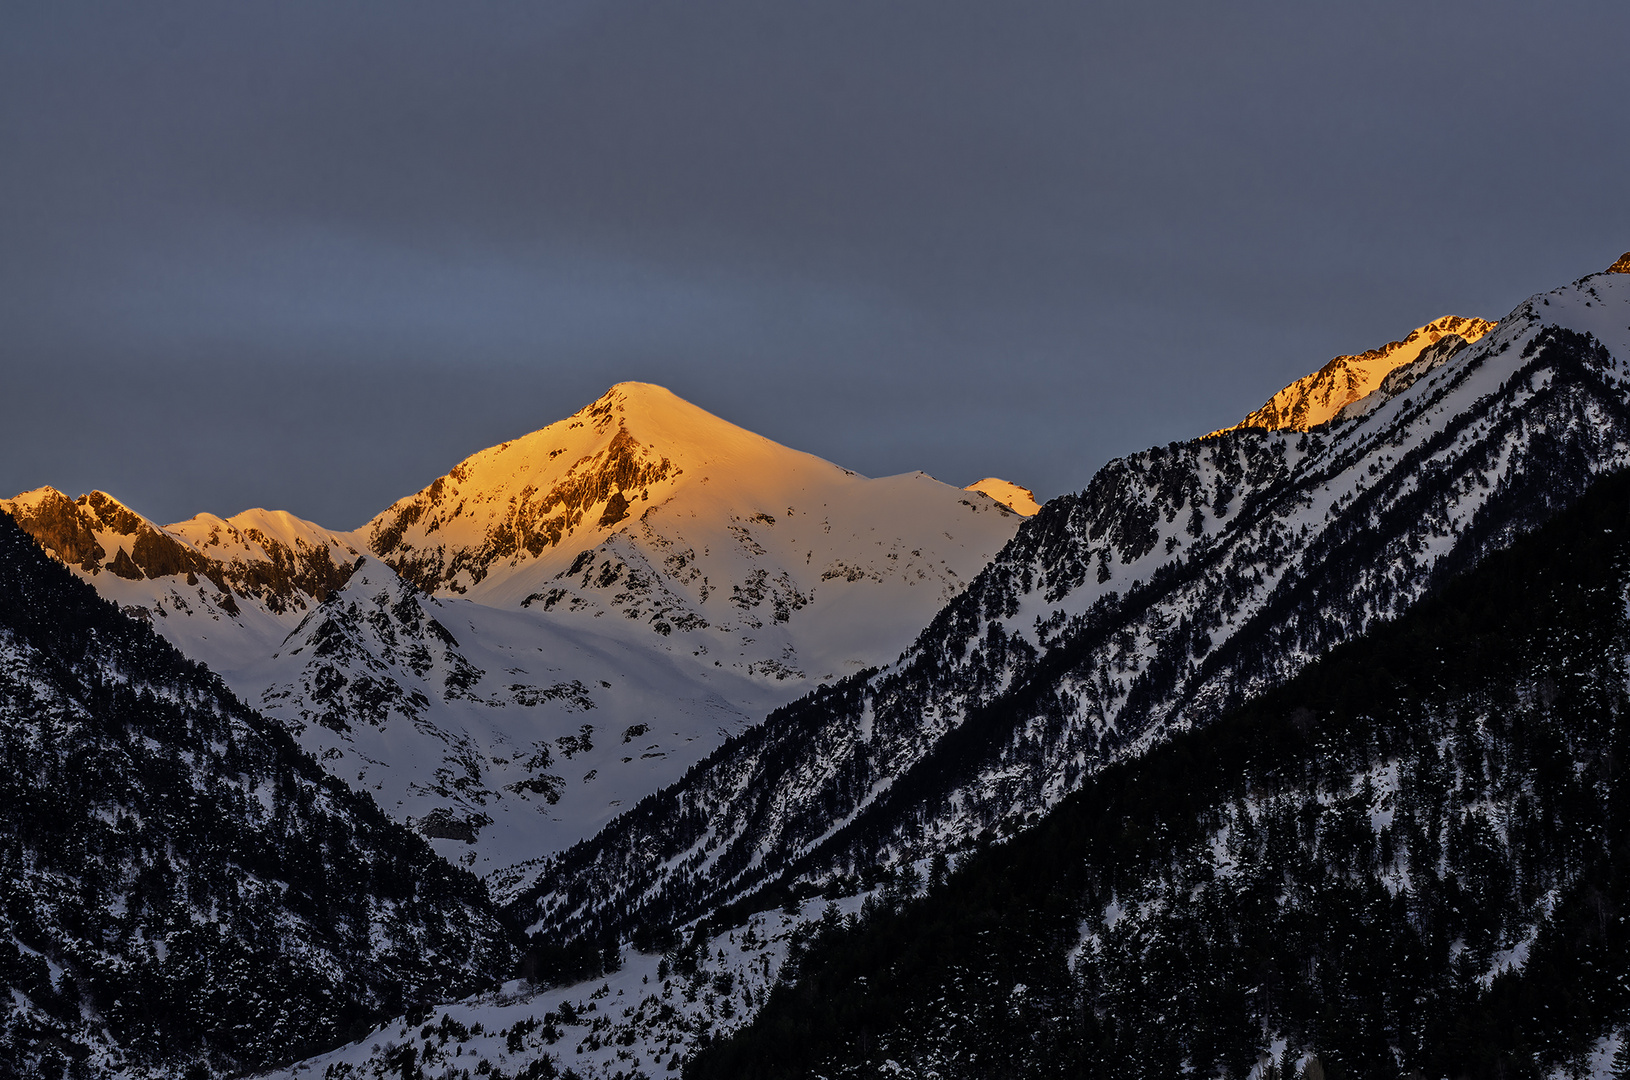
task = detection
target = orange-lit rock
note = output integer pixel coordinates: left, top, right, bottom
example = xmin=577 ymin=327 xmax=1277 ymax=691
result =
xmin=1214 ymin=315 xmax=1496 ymax=434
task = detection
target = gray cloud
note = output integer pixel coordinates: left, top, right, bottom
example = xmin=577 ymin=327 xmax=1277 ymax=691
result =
xmin=3 ymin=0 xmax=1628 ymax=527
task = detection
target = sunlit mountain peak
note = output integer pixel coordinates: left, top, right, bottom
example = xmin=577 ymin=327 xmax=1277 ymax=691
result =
xmin=1215 ymin=315 xmax=1496 ymax=435
xmin=964 ymin=477 xmax=1041 ymax=516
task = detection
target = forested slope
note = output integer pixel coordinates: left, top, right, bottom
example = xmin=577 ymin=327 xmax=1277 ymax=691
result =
xmin=0 ymin=512 xmax=516 ymax=1078
xmin=692 ymin=467 xmax=1630 ymax=1080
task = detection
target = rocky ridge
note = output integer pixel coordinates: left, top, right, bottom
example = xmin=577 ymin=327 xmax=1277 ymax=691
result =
xmin=0 ymin=487 xmax=361 ymax=620
xmin=1215 ymin=314 xmax=1496 ymax=434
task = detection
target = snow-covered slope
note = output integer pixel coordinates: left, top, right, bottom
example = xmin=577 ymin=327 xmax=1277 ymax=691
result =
xmin=3 ymin=384 xmax=1024 ymax=876
xmin=964 ymin=477 xmax=1041 ymax=515
xmin=1215 ymin=314 xmax=1496 ymax=433
xmin=259 ymin=893 xmax=853 ymax=1080
xmin=241 ymin=557 xmax=810 ymax=875
xmin=678 ymin=472 xmax=1630 ymax=1079
xmin=510 ymin=266 xmax=1630 ymax=950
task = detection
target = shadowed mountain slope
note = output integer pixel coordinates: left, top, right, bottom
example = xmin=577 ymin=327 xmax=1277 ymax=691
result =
xmin=0 ymin=512 xmax=513 ymax=1079
xmin=690 ymin=458 xmax=1630 ymax=1080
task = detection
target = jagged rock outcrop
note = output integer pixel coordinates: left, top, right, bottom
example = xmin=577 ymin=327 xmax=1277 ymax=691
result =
xmin=0 ymin=487 xmax=361 ymax=617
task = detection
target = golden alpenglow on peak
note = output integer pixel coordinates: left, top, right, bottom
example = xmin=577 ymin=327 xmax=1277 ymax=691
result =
xmin=364 ymin=381 xmax=737 ymax=596
xmin=362 ymin=381 xmax=1025 ymax=608
xmin=963 ymin=478 xmax=1042 ymax=516
xmin=1609 ymin=251 xmax=1630 ymax=273
xmin=1214 ymin=315 xmax=1496 ymax=435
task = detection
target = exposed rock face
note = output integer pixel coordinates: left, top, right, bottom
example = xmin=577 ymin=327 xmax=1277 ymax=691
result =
xmin=369 ymin=406 xmax=680 ymax=595
xmin=1609 ymin=250 xmax=1630 ymax=273
xmin=1216 ymin=315 xmax=1497 ymax=434
xmin=5 ymin=488 xmax=214 ymax=582
xmin=4 ymin=487 xmax=110 ymax=571
xmin=0 ymin=488 xmax=362 ymax=616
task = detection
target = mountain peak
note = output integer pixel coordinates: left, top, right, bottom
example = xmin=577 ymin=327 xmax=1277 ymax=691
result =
xmin=1216 ymin=314 xmax=1496 ymax=434
xmin=364 ymin=381 xmax=1042 ymax=612
xmin=365 ymin=382 xmax=836 ymax=595
xmin=583 ymin=381 xmax=715 ymax=434
xmin=1610 ymin=251 xmax=1630 ymax=273
xmin=596 ymin=379 xmax=690 ymax=408
xmin=964 ymin=478 xmax=1041 ymax=515
xmin=581 ymin=381 xmax=793 ymax=464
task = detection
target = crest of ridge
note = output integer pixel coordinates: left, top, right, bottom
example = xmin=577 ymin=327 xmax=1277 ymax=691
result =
xmin=1213 ymin=315 xmax=1497 ymax=435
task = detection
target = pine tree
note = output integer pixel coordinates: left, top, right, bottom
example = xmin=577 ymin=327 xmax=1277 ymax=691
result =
xmin=1610 ymin=1032 xmax=1630 ymax=1080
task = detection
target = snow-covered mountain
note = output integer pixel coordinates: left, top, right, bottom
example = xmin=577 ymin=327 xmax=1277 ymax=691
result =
xmin=267 ymin=255 xmax=1630 ymax=1080
xmin=68 ymin=251 xmax=1614 ymax=1080
xmin=0 ymin=486 xmax=361 ymax=654
xmin=2 ymin=383 xmax=1024 ymax=876
xmin=509 ymin=264 xmax=1630 ymax=951
xmin=963 ymin=477 xmax=1041 ymax=516
xmin=1215 ymin=314 xmax=1496 ymax=433
xmin=363 ymin=382 xmax=1023 ymax=682
xmin=685 ymin=468 xmax=1630 ymax=1079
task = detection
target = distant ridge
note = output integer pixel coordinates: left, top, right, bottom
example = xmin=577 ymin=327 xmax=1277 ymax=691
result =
xmin=964 ymin=477 xmax=1041 ymax=516
xmin=1214 ymin=314 xmax=1495 ymax=434
xmin=0 ymin=486 xmax=360 ymax=614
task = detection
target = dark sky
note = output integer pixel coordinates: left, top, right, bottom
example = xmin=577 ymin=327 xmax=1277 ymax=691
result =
xmin=4 ymin=1 xmax=1628 ymax=529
